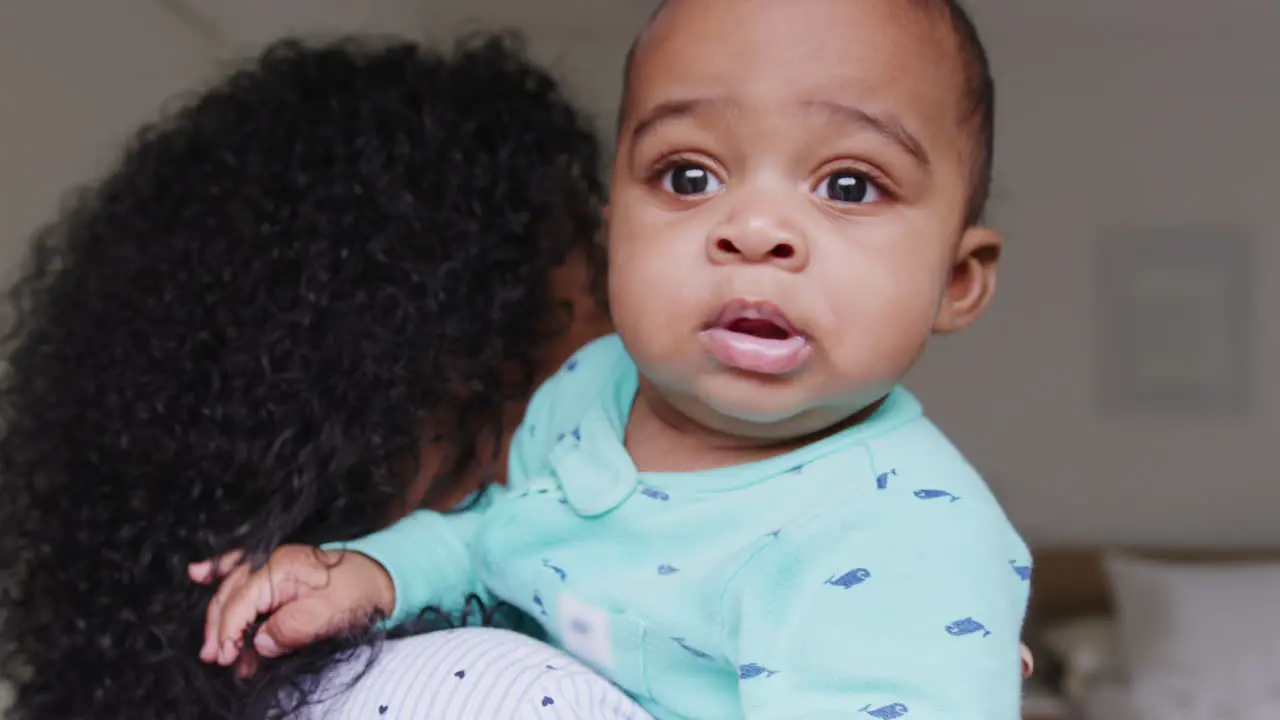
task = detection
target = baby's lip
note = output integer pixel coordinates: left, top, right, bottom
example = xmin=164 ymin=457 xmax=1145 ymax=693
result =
xmin=708 ymin=300 xmax=802 ymax=337
xmin=700 ymin=299 xmax=812 ymax=375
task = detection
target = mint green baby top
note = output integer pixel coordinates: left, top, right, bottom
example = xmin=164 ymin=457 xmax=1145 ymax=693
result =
xmin=337 ymin=334 xmax=1031 ymax=719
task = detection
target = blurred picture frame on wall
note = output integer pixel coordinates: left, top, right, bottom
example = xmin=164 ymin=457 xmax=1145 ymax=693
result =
xmin=1094 ymin=224 xmax=1253 ymax=418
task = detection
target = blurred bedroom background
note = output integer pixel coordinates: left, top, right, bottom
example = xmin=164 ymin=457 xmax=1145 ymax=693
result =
xmin=2 ymin=1 xmax=1276 ymax=717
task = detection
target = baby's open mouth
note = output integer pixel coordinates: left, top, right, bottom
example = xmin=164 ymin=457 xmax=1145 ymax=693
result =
xmin=711 ymin=301 xmax=799 ymax=338
xmin=721 ymin=316 xmax=794 ymax=340
xmin=700 ymin=301 xmax=811 ymax=376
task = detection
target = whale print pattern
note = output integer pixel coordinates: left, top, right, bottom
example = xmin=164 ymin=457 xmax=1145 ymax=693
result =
xmin=860 ymin=703 xmax=909 ymax=719
xmin=672 ymin=637 xmax=716 ymax=661
xmin=914 ymin=489 xmax=961 ymax=502
xmin=945 ymin=617 xmax=992 ymax=638
xmin=825 ymin=568 xmax=872 ymax=589
xmin=738 ymin=663 xmax=779 ymax=680
xmin=639 ymin=487 xmax=670 ymax=502
xmin=542 ymin=559 xmax=568 ymax=583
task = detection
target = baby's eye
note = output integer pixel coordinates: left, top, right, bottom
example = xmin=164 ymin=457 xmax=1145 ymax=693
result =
xmin=662 ymin=163 xmax=723 ymax=196
xmin=815 ymin=171 xmax=881 ymax=204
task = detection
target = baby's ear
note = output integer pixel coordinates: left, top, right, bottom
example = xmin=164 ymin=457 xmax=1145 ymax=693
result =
xmin=933 ymin=225 xmax=1001 ymax=334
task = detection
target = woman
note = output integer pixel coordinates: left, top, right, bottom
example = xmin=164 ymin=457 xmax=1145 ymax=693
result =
xmin=0 ymin=33 xmax=618 ymax=720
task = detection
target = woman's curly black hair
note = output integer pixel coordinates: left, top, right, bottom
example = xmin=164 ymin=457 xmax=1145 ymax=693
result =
xmin=0 ymin=33 xmax=605 ymax=720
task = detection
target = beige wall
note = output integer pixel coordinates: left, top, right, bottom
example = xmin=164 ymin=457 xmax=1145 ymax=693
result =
xmin=1 ymin=1 xmax=1275 ymax=547
xmin=0 ymin=0 xmax=635 ymax=279
xmin=908 ymin=9 xmax=1279 ymax=547
xmin=0 ymin=0 xmax=218 ymax=279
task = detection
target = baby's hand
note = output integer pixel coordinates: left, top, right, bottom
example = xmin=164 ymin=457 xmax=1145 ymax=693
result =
xmin=189 ymin=545 xmax=394 ymax=676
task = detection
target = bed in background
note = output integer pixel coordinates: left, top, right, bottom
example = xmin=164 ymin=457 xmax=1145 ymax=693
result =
xmin=1025 ymin=547 xmax=1280 ymax=720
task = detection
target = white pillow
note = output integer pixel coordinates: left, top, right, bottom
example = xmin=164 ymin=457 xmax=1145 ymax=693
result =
xmin=1104 ymin=553 xmax=1280 ymax=703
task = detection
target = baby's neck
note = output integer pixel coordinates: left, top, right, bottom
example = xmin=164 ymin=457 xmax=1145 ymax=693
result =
xmin=625 ymin=376 xmax=880 ymax=474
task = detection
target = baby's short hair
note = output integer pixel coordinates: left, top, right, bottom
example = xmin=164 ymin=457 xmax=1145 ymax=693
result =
xmin=619 ymin=0 xmax=994 ymax=226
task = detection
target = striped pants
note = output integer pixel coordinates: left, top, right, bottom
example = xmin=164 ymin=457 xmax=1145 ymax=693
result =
xmin=300 ymin=628 xmax=1037 ymax=718
xmin=302 ymin=628 xmax=654 ymax=720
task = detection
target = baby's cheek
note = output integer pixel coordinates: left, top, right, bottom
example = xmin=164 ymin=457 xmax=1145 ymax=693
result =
xmin=822 ymin=289 xmax=936 ymax=384
xmin=610 ymin=262 xmax=706 ymax=358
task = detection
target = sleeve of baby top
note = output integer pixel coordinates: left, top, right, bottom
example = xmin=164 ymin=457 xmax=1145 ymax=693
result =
xmin=323 ymin=488 xmax=501 ymax=627
xmin=725 ymin=467 xmax=1031 ymax=719
xmin=322 ymin=355 xmax=568 ymax=627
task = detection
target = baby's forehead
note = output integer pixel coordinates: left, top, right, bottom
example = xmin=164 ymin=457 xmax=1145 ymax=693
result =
xmin=623 ymin=0 xmax=968 ymax=142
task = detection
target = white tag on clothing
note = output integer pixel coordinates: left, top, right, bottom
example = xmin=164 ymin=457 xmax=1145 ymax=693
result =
xmin=557 ymin=592 xmax=614 ymax=670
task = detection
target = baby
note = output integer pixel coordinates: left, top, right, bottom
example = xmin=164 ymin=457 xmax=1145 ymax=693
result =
xmin=196 ymin=0 xmax=1030 ymax=717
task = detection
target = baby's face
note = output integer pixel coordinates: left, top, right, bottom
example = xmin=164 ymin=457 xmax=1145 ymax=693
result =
xmin=607 ymin=0 xmax=1000 ymax=437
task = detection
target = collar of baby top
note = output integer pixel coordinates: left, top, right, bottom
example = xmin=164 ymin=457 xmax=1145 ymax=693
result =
xmin=545 ymin=401 xmax=636 ymax=517
xmin=524 ymin=385 xmax=925 ymax=519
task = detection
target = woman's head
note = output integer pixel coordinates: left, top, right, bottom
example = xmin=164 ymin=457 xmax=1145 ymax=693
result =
xmin=0 ymin=34 xmax=604 ymax=719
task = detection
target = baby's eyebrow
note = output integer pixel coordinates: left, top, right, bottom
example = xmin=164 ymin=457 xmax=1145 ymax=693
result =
xmin=802 ymin=99 xmax=931 ymax=170
xmin=626 ymin=95 xmax=931 ymax=173
xmin=628 ymin=96 xmax=731 ymax=147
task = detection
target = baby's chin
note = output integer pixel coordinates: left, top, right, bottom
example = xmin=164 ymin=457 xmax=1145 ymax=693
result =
xmin=681 ymin=373 xmax=891 ymax=441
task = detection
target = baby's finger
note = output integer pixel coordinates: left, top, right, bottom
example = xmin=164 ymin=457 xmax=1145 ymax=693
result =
xmin=190 ymin=549 xmax=246 ymax=584
xmin=253 ymin=596 xmax=363 ymax=659
xmin=212 ymin=549 xmax=247 ymax=578
xmin=215 ymin=562 xmax=316 ymax=666
xmin=200 ymin=564 xmax=248 ymax=663
xmin=188 ymin=560 xmax=217 ymax=584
